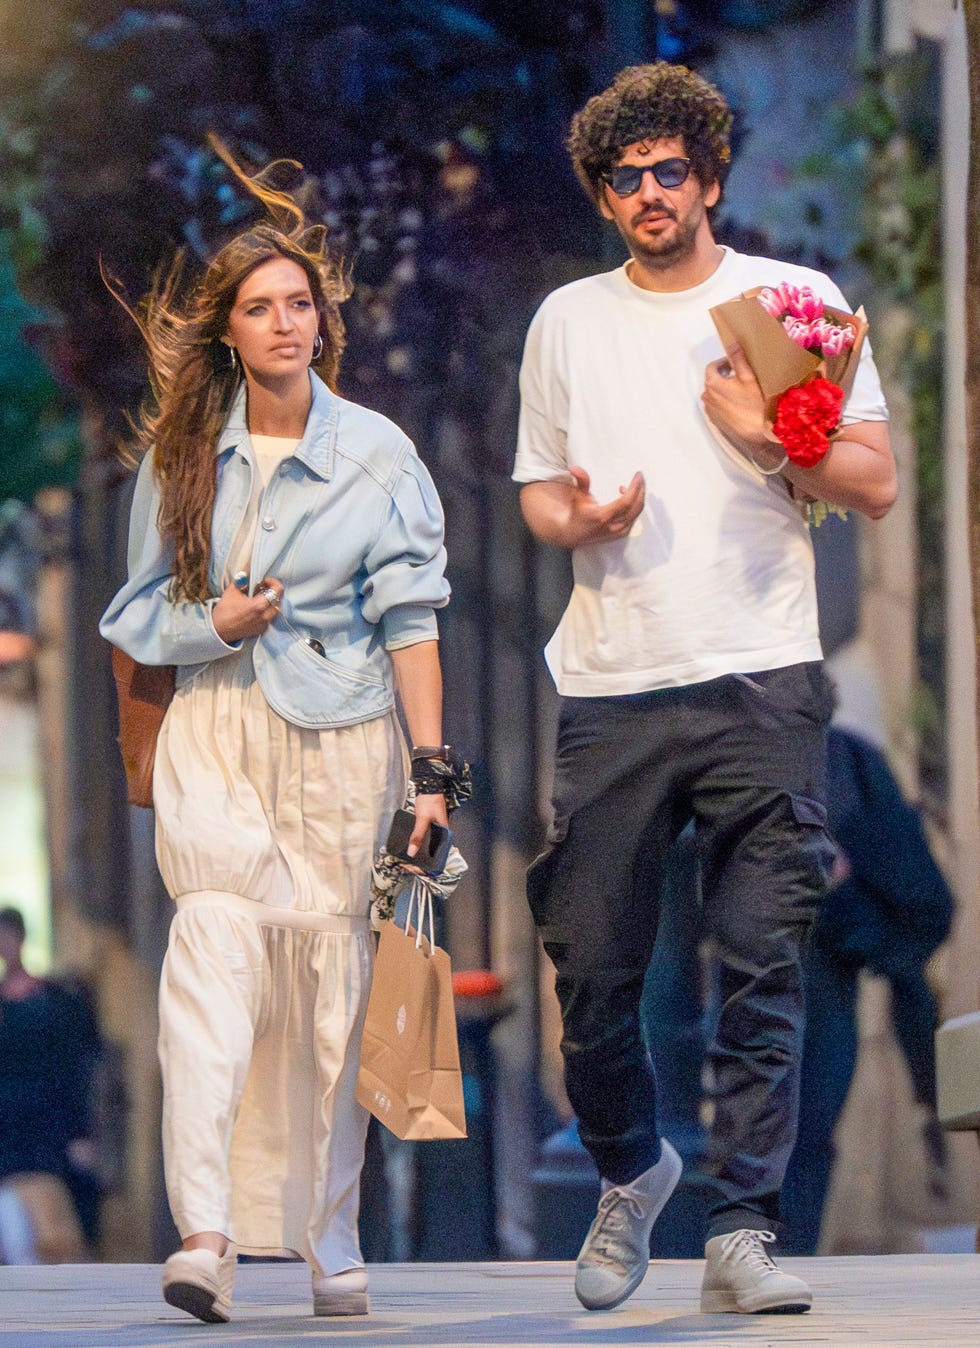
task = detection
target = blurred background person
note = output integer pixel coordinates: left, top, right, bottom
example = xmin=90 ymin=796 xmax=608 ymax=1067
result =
xmin=780 ymin=723 xmax=954 ymax=1254
xmin=0 ymin=905 xmax=105 ymax=1264
xmin=0 ymin=500 xmax=40 ymax=669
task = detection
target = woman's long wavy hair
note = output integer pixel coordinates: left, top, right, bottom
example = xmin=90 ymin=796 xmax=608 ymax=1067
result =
xmin=108 ymin=139 xmax=350 ymax=602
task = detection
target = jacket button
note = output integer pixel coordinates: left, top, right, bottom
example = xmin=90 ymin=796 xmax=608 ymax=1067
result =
xmin=261 ymin=515 xmax=276 ymax=531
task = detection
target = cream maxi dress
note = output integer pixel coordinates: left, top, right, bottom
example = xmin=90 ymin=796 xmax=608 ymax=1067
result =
xmin=154 ymin=435 xmax=406 ymax=1277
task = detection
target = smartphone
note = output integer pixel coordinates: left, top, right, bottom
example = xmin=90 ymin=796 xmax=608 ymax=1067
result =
xmin=385 ymin=808 xmax=452 ymax=875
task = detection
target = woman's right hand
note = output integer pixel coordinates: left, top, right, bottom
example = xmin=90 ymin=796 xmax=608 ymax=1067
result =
xmin=212 ymin=576 xmax=284 ymax=644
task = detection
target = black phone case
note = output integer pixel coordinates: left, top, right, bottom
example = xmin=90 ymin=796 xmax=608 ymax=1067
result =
xmin=385 ymin=808 xmax=451 ymax=874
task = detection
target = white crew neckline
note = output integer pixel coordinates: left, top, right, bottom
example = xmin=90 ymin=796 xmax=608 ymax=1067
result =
xmin=617 ymin=245 xmax=737 ymax=305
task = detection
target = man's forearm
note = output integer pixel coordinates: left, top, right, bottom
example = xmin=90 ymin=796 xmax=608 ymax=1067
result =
xmin=781 ymin=422 xmax=896 ymax=520
xmin=520 ymin=481 xmax=583 ymax=548
xmin=725 ymin=418 xmax=896 ymax=521
xmin=703 ymin=353 xmax=897 ymax=521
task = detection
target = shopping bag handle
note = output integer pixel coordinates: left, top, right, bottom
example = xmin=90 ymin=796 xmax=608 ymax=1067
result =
xmin=403 ymin=877 xmax=437 ymax=953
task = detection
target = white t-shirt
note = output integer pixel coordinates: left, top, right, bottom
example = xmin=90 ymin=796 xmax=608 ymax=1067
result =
xmin=513 ymin=247 xmax=889 ymax=697
xmin=224 ymin=435 xmax=301 ymax=589
xmin=251 ymin=434 xmax=300 ymax=488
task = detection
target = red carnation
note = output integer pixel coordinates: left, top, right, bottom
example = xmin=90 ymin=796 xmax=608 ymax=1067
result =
xmin=772 ymin=376 xmax=845 ymax=468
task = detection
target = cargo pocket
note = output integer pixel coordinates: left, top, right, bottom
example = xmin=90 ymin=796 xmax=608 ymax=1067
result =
xmin=788 ymin=792 xmax=838 ymax=895
xmin=526 ymin=847 xmax=554 ymax=931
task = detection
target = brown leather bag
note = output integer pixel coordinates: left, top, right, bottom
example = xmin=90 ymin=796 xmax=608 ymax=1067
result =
xmin=109 ymin=646 xmax=176 ymax=808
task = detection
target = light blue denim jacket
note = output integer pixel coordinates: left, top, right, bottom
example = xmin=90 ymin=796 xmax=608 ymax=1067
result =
xmin=100 ymin=373 xmax=449 ymax=728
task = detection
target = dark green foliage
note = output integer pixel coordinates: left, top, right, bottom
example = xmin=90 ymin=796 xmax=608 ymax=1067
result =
xmin=0 ymin=1 xmax=606 ymax=466
xmin=0 ymin=235 xmax=81 ymax=502
xmin=839 ymin=52 xmax=946 ymax=795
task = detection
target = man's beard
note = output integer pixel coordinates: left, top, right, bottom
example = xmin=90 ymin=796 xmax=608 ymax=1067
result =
xmin=623 ymin=205 xmax=700 ymax=270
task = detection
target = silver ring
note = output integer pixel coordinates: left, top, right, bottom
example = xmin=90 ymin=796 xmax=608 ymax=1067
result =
xmin=719 ymin=362 xmax=735 ymax=379
xmin=261 ymin=587 xmax=280 ymax=608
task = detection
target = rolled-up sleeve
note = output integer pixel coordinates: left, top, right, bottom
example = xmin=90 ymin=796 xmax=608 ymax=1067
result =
xmin=360 ymin=451 xmax=450 ymax=649
xmin=99 ymin=454 xmax=240 ymax=666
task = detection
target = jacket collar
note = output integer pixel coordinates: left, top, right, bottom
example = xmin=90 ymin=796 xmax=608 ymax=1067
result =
xmin=215 ymin=371 xmax=339 ymax=480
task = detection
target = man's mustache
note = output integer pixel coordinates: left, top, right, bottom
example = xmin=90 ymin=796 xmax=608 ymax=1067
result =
xmin=632 ymin=203 xmax=677 ymax=226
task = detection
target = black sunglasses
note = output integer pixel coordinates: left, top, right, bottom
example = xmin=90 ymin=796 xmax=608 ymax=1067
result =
xmin=602 ymin=157 xmax=692 ymax=197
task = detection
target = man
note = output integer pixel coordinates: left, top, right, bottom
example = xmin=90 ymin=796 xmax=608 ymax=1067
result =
xmin=514 ymin=63 xmax=895 ymax=1315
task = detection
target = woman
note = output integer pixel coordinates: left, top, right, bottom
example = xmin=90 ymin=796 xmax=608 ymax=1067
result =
xmin=100 ymin=148 xmax=452 ymax=1322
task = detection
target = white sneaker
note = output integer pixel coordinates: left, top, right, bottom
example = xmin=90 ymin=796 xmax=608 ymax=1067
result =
xmin=700 ymin=1229 xmax=812 ymax=1314
xmin=162 ymin=1246 xmax=237 ymax=1323
xmin=574 ymin=1138 xmax=682 ymax=1310
xmin=312 ymin=1265 xmax=369 ymax=1316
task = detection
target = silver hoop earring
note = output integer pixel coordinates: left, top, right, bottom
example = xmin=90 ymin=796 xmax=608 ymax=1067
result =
xmin=226 ymin=345 xmax=239 ymax=371
xmin=311 ymin=333 xmax=323 ymax=362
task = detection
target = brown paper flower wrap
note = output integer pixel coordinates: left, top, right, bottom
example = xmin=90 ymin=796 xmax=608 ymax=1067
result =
xmin=709 ymin=286 xmax=868 ymax=524
xmin=709 ymin=287 xmax=867 ymax=424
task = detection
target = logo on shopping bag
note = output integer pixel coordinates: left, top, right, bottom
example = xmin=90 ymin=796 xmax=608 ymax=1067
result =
xmin=396 ymin=1003 xmax=407 ymax=1034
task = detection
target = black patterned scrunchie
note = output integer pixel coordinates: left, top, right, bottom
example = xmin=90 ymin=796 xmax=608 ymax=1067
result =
xmin=410 ymin=749 xmax=473 ymax=812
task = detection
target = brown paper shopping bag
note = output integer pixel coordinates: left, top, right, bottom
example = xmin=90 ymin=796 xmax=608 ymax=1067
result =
xmin=356 ymin=885 xmax=467 ymax=1140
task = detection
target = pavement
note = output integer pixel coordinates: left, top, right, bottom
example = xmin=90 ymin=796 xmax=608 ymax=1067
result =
xmin=2 ymin=1255 xmax=980 ymax=1347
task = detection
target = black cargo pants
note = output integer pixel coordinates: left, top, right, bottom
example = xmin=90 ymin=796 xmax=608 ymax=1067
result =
xmin=528 ymin=663 xmax=836 ymax=1238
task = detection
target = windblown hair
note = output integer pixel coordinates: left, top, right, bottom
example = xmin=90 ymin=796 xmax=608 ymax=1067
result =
xmin=567 ymin=62 xmax=733 ymax=208
xmin=107 ymin=139 xmax=350 ymax=602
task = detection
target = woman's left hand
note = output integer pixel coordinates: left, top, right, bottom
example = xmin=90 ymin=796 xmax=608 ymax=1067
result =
xmin=408 ymin=791 xmax=449 ymax=857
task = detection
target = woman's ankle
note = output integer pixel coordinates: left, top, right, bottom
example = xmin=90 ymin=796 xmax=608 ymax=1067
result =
xmin=182 ymin=1231 xmax=228 ymax=1257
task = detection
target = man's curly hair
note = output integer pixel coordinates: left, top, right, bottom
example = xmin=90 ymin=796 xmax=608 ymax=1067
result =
xmin=568 ymin=62 xmax=733 ymax=208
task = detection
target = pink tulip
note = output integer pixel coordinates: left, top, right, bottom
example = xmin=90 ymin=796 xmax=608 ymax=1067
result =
xmin=773 ymin=282 xmax=798 ymax=312
xmin=815 ymin=320 xmax=855 ymax=357
xmin=785 ymin=286 xmax=825 ymax=323
xmin=757 ymin=287 xmax=785 ymax=318
xmin=783 ymin=317 xmax=818 ymax=350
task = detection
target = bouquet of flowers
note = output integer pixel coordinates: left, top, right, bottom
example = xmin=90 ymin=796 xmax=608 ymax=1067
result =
xmin=709 ymin=282 xmax=868 ymax=521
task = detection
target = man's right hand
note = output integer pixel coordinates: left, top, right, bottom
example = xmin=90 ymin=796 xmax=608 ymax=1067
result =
xmin=520 ymin=467 xmax=645 ymax=549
